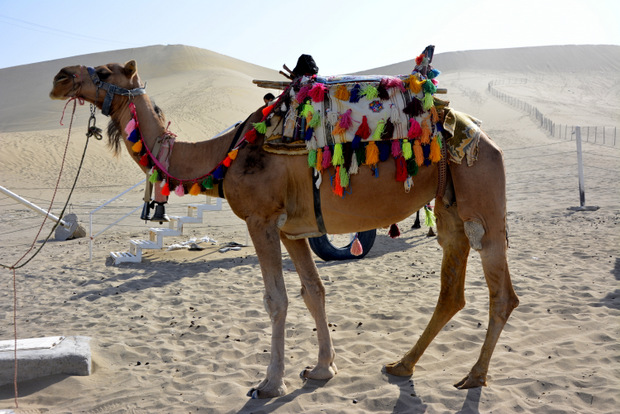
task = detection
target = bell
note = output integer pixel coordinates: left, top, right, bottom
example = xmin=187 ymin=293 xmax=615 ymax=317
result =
xmin=150 ymin=202 xmax=170 ymax=224
xmin=140 ymin=201 xmax=153 ymax=221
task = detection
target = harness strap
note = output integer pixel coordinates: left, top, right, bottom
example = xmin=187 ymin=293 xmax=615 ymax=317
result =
xmin=217 ymin=117 xmax=250 ymax=199
xmin=312 ymin=169 xmax=327 ymax=234
xmin=86 ymin=67 xmax=146 ymax=116
xmin=435 ymin=133 xmax=448 ymax=202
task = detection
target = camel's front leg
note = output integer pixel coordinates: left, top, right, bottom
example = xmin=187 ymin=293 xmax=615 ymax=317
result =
xmin=280 ymin=237 xmax=337 ymax=381
xmin=246 ymin=217 xmax=289 ymax=399
xmin=385 ymin=202 xmax=469 ymax=377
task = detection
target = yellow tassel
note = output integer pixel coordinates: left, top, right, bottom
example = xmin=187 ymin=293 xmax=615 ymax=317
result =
xmin=227 ymin=149 xmax=238 ymax=160
xmin=365 ymin=141 xmax=379 ymax=166
xmin=430 ymin=135 xmax=442 ymax=163
xmin=334 ymin=84 xmax=350 ymax=101
xmin=189 ymin=182 xmax=201 ymax=196
xmin=413 ymin=140 xmax=424 ymax=166
xmin=131 ymin=140 xmax=142 ymax=153
xmin=407 ymin=75 xmax=423 ymax=94
xmin=402 ymin=139 xmax=413 ymax=160
xmin=332 ymin=124 xmax=346 ymax=137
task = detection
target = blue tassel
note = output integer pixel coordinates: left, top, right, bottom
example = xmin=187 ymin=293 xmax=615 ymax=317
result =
xmin=352 ymin=135 xmax=362 ymax=150
xmin=378 ymin=141 xmax=391 ymax=162
xmin=212 ymin=165 xmax=225 ymax=180
xmin=349 ymin=84 xmax=362 ymax=103
xmin=127 ymin=129 xmax=139 ymax=143
xmin=423 ymin=143 xmax=431 ymax=166
xmin=304 ymin=126 xmax=314 ymax=141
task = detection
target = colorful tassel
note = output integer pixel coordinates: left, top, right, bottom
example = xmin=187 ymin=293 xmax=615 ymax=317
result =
xmin=334 ymin=84 xmax=350 ymax=101
xmin=408 ymin=119 xmax=422 ymax=139
xmin=378 ymin=141 xmax=390 ymax=161
xmin=175 ymin=183 xmax=185 ymax=197
xmin=365 ymin=141 xmax=379 ymax=166
xmin=149 ymin=169 xmax=158 ymax=183
xmin=395 ymin=156 xmax=408 ymax=182
xmin=127 ymin=129 xmax=139 ymax=143
xmin=372 ymin=120 xmax=385 ymax=140
xmin=377 ymin=82 xmax=390 ymax=100
xmin=161 ymin=180 xmax=170 ymax=197
xmin=424 ymin=205 xmax=436 ymax=227
xmin=430 ymin=135 xmax=442 ymax=163
xmin=349 ymin=152 xmax=359 ymax=175
xmin=296 ymin=84 xmax=312 ymax=102
xmin=304 ymin=126 xmax=314 ymax=141
xmin=407 ymin=157 xmax=418 ymax=176
xmin=300 ymin=102 xmax=314 ymax=120
xmin=339 ymin=109 xmax=353 ymax=129
xmin=212 ymin=165 xmax=225 ymax=180
xmin=315 ymin=147 xmax=323 ymax=171
xmin=423 ymin=93 xmax=434 ymax=110
xmin=407 ymin=75 xmax=423 ymax=94
xmin=403 ymin=98 xmax=424 ymax=117
xmin=422 ymin=79 xmax=437 ymax=94
xmin=262 ymin=103 xmax=275 ymax=117
xmin=381 ymin=118 xmax=394 ymax=140
xmin=124 ymin=118 xmax=136 ymax=135
xmin=391 ymin=139 xmax=402 ymax=158
xmin=308 ymin=112 xmax=321 ymax=129
xmin=332 ymin=143 xmax=344 ymax=166
xmin=244 ymin=128 xmax=258 ymax=144
xmin=308 ymin=149 xmax=317 ymax=168
xmin=351 ymin=135 xmax=362 ymax=149
xmin=350 ymin=236 xmax=363 ymax=256
xmin=402 ymin=139 xmax=413 ymax=160
xmin=189 ymin=182 xmax=201 ymax=196
xmin=384 ymin=77 xmax=406 ymax=92
xmin=389 ymin=223 xmax=400 ymax=238
xmin=321 ymin=146 xmax=332 ymax=170
xmin=222 ymin=156 xmax=233 ymax=167
xmin=354 ymin=116 xmax=371 ymax=140
xmin=413 ymin=140 xmax=424 ymax=166
xmin=309 ymin=83 xmax=327 ymax=102
xmin=202 ymin=175 xmax=214 ymax=190
xmin=430 ymin=106 xmax=439 ymax=123
xmin=339 ymin=165 xmax=349 ymax=188
xmin=253 ymin=121 xmax=267 ymax=135
xmin=361 ymin=84 xmax=379 ymax=100
xmin=421 ymin=122 xmax=431 ymax=144
xmin=428 ymin=68 xmax=441 ymax=79
xmin=139 ymin=153 xmax=149 ymax=166
xmin=131 ymin=140 xmax=142 ymax=153
xmin=349 ymin=84 xmax=362 ymax=103
xmin=333 ymin=167 xmax=344 ymax=197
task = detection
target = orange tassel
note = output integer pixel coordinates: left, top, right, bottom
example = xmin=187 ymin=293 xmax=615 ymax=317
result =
xmin=365 ymin=141 xmax=379 ymax=166
xmin=222 ymin=156 xmax=232 ymax=167
xmin=414 ymin=140 xmax=424 ymax=166
xmin=430 ymin=106 xmax=439 ymax=123
xmin=131 ymin=140 xmax=142 ymax=153
xmin=421 ymin=122 xmax=431 ymax=144
xmin=189 ymin=182 xmax=201 ymax=196
xmin=228 ymin=149 xmax=238 ymax=160
xmin=333 ymin=84 xmax=350 ymax=101
xmin=430 ymin=135 xmax=442 ymax=163
xmin=333 ymin=166 xmax=344 ymax=197
xmin=315 ymin=147 xmax=323 ymax=171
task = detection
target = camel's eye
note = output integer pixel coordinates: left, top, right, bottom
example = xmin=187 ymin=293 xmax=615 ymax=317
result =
xmin=96 ymin=68 xmax=111 ymax=81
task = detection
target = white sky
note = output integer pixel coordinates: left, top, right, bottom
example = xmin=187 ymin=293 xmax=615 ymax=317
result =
xmin=1 ymin=0 xmax=619 ymax=74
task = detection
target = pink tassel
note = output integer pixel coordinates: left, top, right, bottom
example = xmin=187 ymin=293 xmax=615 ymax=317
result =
xmin=175 ymin=184 xmax=185 ymax=197
xmin=391 ymin=139 xmax=402 ymax=158
xmin=321 ymin=146 xmax=332 ymax=170
xmin=338 ymin=109 xmax=353 ymax=129
xmin=296 ymin=84 xmax=312 ymax=102
xmin=309 ymin=83 xmax=327 ymax=102
xmin=124 ymin=118 xmax=136 ymax=135
xmin=408 ymin=119 xmax=422 ymax=139
xmin=385 ymin=77 xmax=406 ymax=92
xmin=350 ymin=237 xmax=363 ymax=256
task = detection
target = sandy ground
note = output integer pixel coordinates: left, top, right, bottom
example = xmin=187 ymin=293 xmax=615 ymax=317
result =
xmin=1 ymin=45 xmax=619 ymax=413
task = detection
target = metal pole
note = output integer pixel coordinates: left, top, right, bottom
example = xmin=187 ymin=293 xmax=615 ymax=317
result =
xmin=575 ymin=127 xmax=586 ymax=207
xmin=0 ymin=185 xmax=70 ymax=229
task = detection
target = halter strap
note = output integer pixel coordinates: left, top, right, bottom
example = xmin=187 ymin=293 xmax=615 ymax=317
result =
xmin=86 ymin=67 xmax=146 ymax=116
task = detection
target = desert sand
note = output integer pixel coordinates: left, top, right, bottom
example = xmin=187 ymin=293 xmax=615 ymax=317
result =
xmin=1 ymin=45 xmax=619 ymax=413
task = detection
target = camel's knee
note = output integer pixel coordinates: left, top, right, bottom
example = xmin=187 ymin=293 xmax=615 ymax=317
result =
xmin=263 ymin=293 xmax=288 ymax=322
xmin=464 ymin=220 xmax=484 ymax=251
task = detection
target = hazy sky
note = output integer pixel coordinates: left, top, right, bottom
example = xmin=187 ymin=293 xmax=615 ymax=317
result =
xmin=1 ymin=0 xmax=618 ymax=74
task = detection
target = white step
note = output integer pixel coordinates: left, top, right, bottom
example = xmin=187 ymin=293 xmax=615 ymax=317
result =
xmin=110 ymin=251 xmax=140 ymax=265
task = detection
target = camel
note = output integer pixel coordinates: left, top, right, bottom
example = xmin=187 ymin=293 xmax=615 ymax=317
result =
xmin=50 ymin=59 xmax=519 ymax=399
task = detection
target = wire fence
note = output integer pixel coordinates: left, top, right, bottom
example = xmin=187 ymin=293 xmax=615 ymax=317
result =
xmin=488 ymin=79 xmax=618 ymax=147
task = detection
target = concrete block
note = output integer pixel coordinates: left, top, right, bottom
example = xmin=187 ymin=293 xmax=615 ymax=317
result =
xmin=0 ymin=336 xmax=91 ymax=386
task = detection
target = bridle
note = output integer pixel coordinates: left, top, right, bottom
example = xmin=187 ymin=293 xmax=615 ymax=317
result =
xmin=85 ymin=66 xmax=146 ymax=116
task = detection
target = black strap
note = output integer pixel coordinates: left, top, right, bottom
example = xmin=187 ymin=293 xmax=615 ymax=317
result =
xmin=312 ymin=169 xmax=327 ymax=234
xmin=87 ymin=67 xmax=146 ymax=116
xmin=217 ymin=117 xmax=250 ymax=199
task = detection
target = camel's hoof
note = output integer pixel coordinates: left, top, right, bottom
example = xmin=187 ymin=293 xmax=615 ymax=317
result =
xmin=454 ymin=373 xmax=487 ymax=389
xmin=300 ymin=363 xmax=337 ymax=381
xmin=384 ymin=361 xmax=414 ymax=377
xmin=246 ymin=383 xmax=287 ymax=399
xmin=247 ymin=388 xmax=259 ymax=399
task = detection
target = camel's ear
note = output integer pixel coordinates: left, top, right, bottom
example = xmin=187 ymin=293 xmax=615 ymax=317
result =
xmin=123 ymin=60 xmax=138 ymax=78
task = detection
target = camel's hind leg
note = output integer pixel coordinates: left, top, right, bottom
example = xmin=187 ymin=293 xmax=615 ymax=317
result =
xmin=385 ymin=201 xmax=470 ymax=377
xmin=281 ymin=237 xmax=337 ymax=380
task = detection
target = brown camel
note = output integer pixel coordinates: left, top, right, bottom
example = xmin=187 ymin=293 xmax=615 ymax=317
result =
xmin=50 ymin=60 xmax=519 ymax=399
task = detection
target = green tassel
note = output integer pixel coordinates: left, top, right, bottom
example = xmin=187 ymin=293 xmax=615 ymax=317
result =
xmin=308 ymin=149 xmax=317 ymax=168
xmin=253 ymin=121 xmax=267 ymax=135
xmin=149 ymin=169 xmax=158 ymax=183
xmin=402 ymin=139 xmax=413 ymax=160
xmin=361 ymin=85 xmax=379 ymax=100
xmin=332 ymin=143 xmax=344 ymax=166
xmin=424 ymin=205 xmax=436 ymax=227
xmin=423 ymin=79 xmax=437 ymax=94
xmin=371 ymin=120 xmax=385 ymax=140
xmin=339 ymin=165 xmax=349 ymax=188
xmin=406 ymin=158 xmax=418 ymax=176
xmin=423 ymin=93 xmax=434 ymax=110
xmin=300 ymin=103 xmax=314 ymax=119
xmin=308 ymin=112 xmax=321 ymax=128
xmin=202 ymin=175 xmax=213 ymax=189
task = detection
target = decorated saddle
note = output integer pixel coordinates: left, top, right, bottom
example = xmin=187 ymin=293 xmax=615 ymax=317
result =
xmin=254 ymin=51 xmax=461 ymax=197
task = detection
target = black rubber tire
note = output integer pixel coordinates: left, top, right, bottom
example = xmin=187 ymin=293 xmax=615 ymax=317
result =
xmin=308 ymin=230 xmax=377 ymax=261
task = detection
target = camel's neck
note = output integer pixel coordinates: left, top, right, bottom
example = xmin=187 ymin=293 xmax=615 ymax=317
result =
xmin=112 ymin=94 xmax=235 ymax=198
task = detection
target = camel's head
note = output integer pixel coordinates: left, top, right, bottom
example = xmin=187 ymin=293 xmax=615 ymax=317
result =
xmin=50 ymin=60 xmax=143 ymax=114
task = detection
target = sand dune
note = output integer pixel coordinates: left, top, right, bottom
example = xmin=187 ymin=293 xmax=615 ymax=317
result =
xmin=0 ymin=45 xmax=619 ymax=413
